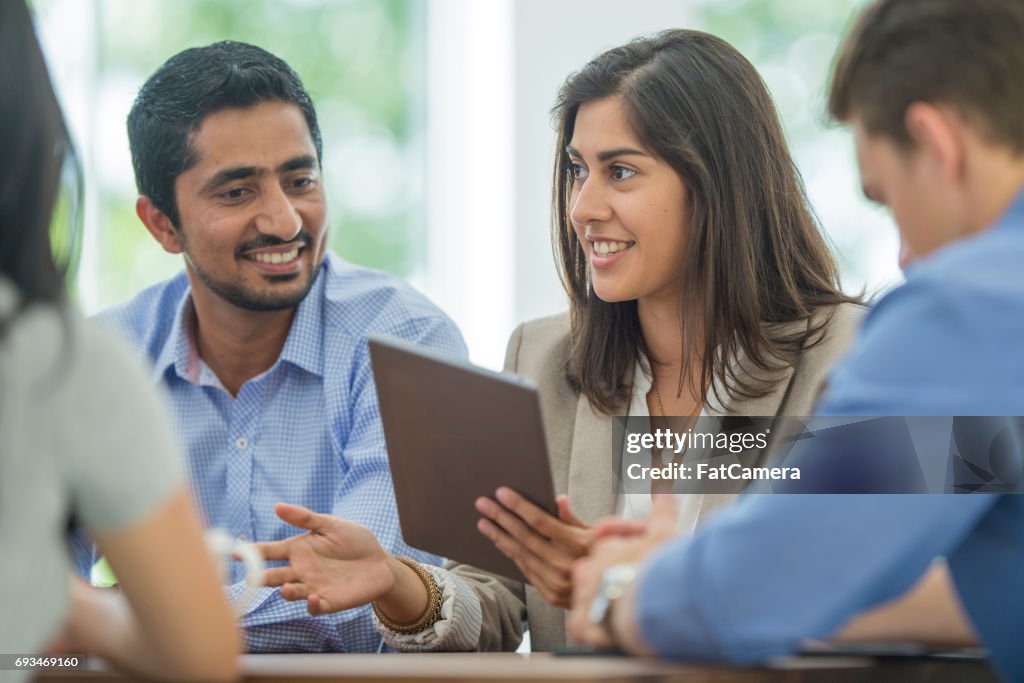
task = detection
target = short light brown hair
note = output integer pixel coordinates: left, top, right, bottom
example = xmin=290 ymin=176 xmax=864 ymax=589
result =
xmin=829 ymin=0 xmax=1024 ymax=151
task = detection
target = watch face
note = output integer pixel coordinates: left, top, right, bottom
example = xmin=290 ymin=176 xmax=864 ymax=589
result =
xmin=588 ymin=591 xmax=612 ymax=626
xmin=588 ymin=564 xmax=638 ymax=626
xmin=604 ymin=565 xmax=638 ymax=600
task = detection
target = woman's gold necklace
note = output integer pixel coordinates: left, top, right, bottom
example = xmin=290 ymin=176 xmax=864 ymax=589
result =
xmin=652 ymin=382 xmax=667 ymax=417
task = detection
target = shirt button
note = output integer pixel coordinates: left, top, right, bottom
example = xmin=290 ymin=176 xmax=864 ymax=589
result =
xmin=238 ymin=534 xmax=248 ymax=542
xmin=235 ymin=437 xmax=249 ymax=450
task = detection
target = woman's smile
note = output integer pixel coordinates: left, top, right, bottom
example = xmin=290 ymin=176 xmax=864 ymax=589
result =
xmin=588 ymin=238 xmax=636 ymax=269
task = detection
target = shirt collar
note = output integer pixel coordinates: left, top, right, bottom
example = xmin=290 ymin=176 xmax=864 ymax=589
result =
xmin=995 ymin=188 xmax=1024 ymax=232
xmin=151 ymin=286 xmax=196 ymax=385
xmin=150 ymin=263 xmax=327 ymax=384
xmin=630 ymin=354 xmax=724 ymax=417
xmin=278 ymin=263 xmax=326 ymax=377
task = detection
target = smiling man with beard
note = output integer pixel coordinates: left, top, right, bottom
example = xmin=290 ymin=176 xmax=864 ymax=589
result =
xmin=75 ymin=41 xmax=466 ymax=653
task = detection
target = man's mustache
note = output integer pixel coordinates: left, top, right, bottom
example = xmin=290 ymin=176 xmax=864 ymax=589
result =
xmin=236 ymin=232 xmax=313 ymax=258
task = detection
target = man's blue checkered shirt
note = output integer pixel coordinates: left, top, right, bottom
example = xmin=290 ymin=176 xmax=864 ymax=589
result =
xmin=75 ymin=252 xmax=467 ymax=652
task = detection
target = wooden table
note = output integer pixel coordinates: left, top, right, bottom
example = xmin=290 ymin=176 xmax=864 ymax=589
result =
xmin=34 ymin=652 xmax=1002 ymax=683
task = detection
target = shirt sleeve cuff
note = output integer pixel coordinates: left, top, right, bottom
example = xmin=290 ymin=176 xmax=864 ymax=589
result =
xmin=636 ymin=536 xmax=732 ymax=661
xmin=375 ymin=564 xmax=483 ymax=651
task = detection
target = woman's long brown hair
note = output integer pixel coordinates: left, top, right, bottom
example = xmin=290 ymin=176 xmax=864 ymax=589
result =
xmin=552 ymin=29 xmax=857 ymax=414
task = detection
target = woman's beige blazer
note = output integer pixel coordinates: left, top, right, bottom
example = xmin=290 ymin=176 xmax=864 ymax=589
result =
xmin=447 ymin=303 xmax=865 ymax=652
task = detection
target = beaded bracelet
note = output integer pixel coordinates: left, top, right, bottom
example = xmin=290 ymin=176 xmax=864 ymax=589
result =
xmin=372 ymin=557 xmax=443 ymax=635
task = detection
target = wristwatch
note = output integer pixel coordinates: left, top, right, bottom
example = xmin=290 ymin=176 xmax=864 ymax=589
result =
xmin=587 ymin=564 xmax=638 ymax=629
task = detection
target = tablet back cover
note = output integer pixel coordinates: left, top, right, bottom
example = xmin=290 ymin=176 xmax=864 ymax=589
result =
xmin=369 ymin=335 xmax=557 ymax=582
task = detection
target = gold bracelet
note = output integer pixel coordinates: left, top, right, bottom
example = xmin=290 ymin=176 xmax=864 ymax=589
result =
xmin=372 ymin=557 xmax=443 ymax=635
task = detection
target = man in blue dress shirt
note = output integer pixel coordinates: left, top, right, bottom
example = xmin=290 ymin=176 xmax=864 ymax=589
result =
xmin=75 ymin=41 xmax=466 ymax=653
xmin=569 ymin=1 xmax=1024 ymax=681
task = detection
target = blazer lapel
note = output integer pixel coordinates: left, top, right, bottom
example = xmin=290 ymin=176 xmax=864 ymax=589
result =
xmin=693 ymin=341 xmax=799 ymax=524
xmin=566 ymin=393 xmax=619 ymax=524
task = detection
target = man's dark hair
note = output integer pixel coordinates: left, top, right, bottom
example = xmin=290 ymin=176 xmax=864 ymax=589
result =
xmin=829 ymin=0 xmax=1024 ymax=151
xmin=127 ymin=40 xmax=323 ymax=227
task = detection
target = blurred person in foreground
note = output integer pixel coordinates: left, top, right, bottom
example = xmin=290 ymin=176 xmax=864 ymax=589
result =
xmin=76 ymin=41 xmax=466 ymax=652
xmin=567 ymin=1 xmax=1024 ymax=681
xmin=0 ymin=2 xmax=239 ymax=680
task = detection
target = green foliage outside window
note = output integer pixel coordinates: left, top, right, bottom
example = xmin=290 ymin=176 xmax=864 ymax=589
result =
xmin=697 ymin=0 xmax=881 ymax=290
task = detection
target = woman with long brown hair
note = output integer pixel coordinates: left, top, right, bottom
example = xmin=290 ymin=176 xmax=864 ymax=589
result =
xmin=257 ymin=29 xmax=863 ymax=653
